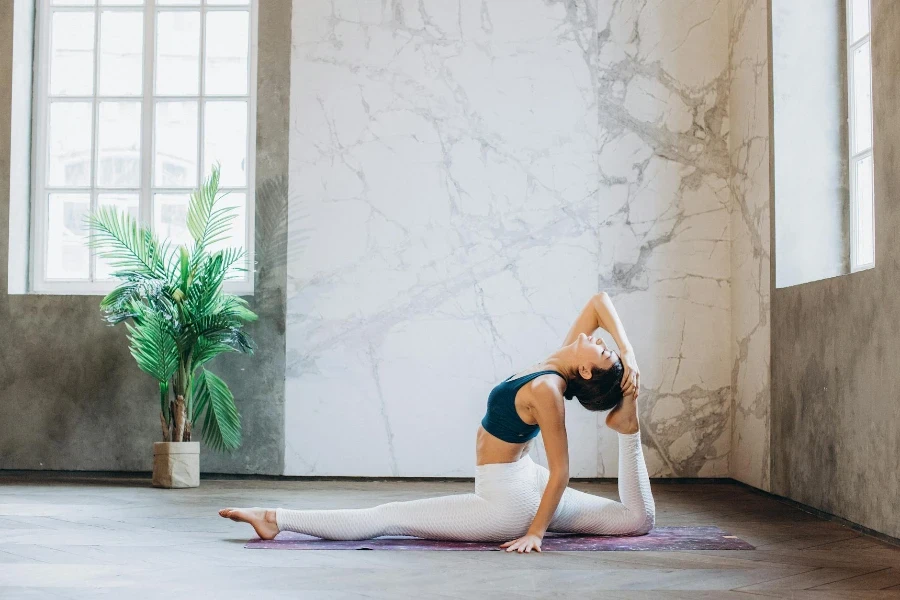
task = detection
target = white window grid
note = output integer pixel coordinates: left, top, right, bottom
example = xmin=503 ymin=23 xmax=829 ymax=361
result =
xmin=846 ymin=0 xmax=874 ymax=272
xmin=30 ymin=0 xmax=258 ymax=294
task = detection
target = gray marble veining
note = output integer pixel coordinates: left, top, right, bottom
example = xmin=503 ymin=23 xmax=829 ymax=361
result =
xmin=728 ymin=0 xmax=771 ymax=491
xmin=285 ymin=0 xmax=751 ymax=478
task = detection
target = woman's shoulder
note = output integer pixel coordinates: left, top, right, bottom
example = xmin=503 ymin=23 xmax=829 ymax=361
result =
xmin=524 ymin=372 xmax=566 ymax=404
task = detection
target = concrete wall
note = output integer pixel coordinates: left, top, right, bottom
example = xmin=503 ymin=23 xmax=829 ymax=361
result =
xmin=286 ymin=0 xmax=734 ymax=477
xmin=771 ymin=0 xmax=899 ymax=538
xmin=771 ymin=0 xmax=849 ymax=288
xmin=0 ymin=1 xmax=291 ymax=474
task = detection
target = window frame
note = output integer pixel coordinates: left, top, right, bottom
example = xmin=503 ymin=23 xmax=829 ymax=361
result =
xmin=29 ymin=0 xmax=258 ymax=295
xmin=846 ymin=0 xmax=875 ymax=272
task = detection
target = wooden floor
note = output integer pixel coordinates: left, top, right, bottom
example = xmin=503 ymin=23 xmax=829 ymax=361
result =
xmin=1 ymin=476 xmax=900 ymax=599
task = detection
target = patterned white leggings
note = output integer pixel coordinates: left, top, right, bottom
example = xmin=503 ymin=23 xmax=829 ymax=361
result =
xmin=275 ymin=431 xmax=655 ymax=542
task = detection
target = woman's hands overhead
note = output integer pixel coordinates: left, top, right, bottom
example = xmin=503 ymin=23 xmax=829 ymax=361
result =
xmin=620 ymin=349 xmax=640 ymax=398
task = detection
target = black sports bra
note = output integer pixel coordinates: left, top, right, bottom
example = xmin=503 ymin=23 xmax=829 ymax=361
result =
xmin=480 ymin=370 xmax=565 ymax=443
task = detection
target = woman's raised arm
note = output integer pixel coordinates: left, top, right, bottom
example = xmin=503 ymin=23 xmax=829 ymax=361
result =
xmin=561 ymin=293 xmax=640 ymax=398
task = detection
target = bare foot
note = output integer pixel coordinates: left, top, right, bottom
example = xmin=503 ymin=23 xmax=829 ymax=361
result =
xmin=218 ymin=507 xmax=280 ymax=540
xmin=605 ymin=393 xmax=639 ymax=434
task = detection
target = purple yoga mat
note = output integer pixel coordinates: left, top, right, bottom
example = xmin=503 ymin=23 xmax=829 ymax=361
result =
xmin=245 ymin=526 xmax=753 ymax=551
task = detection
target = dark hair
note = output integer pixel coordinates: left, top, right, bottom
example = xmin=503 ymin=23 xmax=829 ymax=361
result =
xmin=563 ymin=360 xmax=625 ymax=412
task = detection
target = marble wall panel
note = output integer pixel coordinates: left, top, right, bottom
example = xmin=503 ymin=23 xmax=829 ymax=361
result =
xmin=728 ymin=0 xmax=771 ymax=490
xmin=286 ymin=0 xmax=734 ymax=477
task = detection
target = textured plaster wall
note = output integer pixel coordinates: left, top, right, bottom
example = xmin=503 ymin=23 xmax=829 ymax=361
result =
xmin=0 ymin=0 xmax=291 ymax=474
xmin=286 ymin=0 xmax=736 ymax=477
xmin=771 ymin=0 xmax=900 ymax=539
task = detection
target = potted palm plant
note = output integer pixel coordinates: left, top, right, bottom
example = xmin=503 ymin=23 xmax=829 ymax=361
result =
xmin=87 ymin=165 xmax=256 ymax=488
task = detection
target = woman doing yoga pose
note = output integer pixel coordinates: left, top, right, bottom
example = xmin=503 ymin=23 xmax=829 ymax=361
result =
xmin=220 ymin=292 xmax=655 ymax=553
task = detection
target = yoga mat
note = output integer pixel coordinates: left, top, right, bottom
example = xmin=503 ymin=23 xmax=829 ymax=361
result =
xmin=245 ymin=526 xmax=753 ymax=551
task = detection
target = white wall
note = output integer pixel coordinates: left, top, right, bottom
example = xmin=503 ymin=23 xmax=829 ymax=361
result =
xmin=286 ymin=0 xmax=733 ymax=477
xmin=729 ymin=0 xmax=772 ymax=491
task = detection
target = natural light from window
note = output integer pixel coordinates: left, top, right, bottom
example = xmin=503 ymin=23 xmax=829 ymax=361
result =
xmin=32 ymin=0 xmax=256 ymax=293
xmin=847 ymin=0 xmax=874 ymax=270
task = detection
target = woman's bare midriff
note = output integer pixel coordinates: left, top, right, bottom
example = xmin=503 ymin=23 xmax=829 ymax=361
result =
xmin=475 ymin=425 xmax=533 ymax=466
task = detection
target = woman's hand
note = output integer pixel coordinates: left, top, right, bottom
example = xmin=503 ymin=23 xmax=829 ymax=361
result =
xmin=620 ymin=349 xmax=640 ymax=398
xmin=500 ymin=533 xmax=543 ymax=553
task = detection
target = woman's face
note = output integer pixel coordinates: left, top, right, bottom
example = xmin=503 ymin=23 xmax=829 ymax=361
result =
xmin=575 ymin=332 xmax=619 ymax=372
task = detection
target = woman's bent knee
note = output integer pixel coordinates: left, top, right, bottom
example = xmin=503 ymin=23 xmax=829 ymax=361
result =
xmin=613 ymin=505 xmax=655 ymax=536
xmin=629 ymin=508 xmax=655 ymax=535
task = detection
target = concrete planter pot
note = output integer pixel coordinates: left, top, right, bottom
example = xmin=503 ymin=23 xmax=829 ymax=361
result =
xmin=152 ymin=442 xmax=200 ymax=488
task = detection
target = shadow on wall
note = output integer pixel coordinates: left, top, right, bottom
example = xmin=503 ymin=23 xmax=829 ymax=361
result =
xmin=254 ymin=174 xmax=312 ymax=287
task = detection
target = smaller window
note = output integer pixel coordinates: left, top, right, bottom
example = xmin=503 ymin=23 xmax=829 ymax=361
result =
xmin=847 ymin=0 xmax=875 ymax=270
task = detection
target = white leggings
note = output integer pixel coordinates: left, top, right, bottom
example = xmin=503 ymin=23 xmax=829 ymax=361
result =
xmin=275 ymin=432 xmax=655 ymax=542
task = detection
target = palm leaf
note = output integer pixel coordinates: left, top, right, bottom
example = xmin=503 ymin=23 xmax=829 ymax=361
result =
xmin=125 ymin=311 xmax=178 ymax=383
xmin=220 ymin=295 xmax=258 ymax=322
xmin=218 ymin=247 xmax=249 ymax=280
xmin=193 ymin=336 xmax=235 ymax=368
xmin=192 ymin=368 xmax=242 ymax=452
xmin=187 ymin=164 xmax=238 ymax=259
xmin=86 ymin=207 xmax=167 ymax=279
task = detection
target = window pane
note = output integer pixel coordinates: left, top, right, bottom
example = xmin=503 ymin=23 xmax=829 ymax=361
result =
xmin=99 ymin=11 xmax=143 ymax=96
xmin=155 ymin=101 xmax=198 ymax=187
xmin=851 ymin=0 xmax=870 ymax=43
xmin=157 ymin=0 xmax=200 ymax=4
xmin=207 ymin=0 xmax=249 ymax=4
xmin=53 ymin=0 xmax=95 ymax=5
xmin=96 ymin=193 xmax=140 ymax=279
xmin=47 ymin=193 xmax=90 ymax=279
xmin=205 ymin=11 xmax=249 ymax=95
xmin=204 ymin=101 xmax=247 ymax=187
xmin=852 ymin=42 xmax=873 ymax=154
xmin=97 ymin=102 xmax=141 ymax=188
xmin=100 ymin=0 xmax=142 ymax=4
xmin=50 ymin=12 xmax=95 ymax=96
xmin=153 ymin=194 xmax=192 ymax=247
xmin=47 ymin=102 xmax=93 ymax=187
xmin=855 ymin=156 xmax=875 ymax=266
xmin=156 ymin=11 xmax=200 ymax=95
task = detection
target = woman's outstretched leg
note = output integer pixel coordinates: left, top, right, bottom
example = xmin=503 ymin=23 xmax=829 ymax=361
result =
xmin=272 ymin=492 xmax=526 ymax=541
xmin=220 ymin=458 xmax=542 ymax=542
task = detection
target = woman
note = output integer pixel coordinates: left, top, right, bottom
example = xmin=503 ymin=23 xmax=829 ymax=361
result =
xmin=220 ymin=292 xmax=655 ymax=553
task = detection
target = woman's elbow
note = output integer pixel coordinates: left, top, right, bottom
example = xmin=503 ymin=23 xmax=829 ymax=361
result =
xmin=550 ymin=470 xmax=570 ymax=489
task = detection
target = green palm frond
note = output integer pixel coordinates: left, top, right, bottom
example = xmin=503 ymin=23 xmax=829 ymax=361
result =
xmin=125 ymin=311 xmax=178 ymax=383
xmin=192 ymin=368 xmax=242 ymax=452
xmin=219 ymin=295 xmax=258 ymax=322
xmin=202 ymin=327 xmax=255 ymax=355
xmin=100 ymin=279 xmax=179 ymax=328
xmin=184 ymin=312 xmax=255 ymax=353
xmin=187 ymin=163 xmax=238 ymax=257
xmin=193 ymin=336 xmax=236 ymax=368
xmin=218 ymin=247 xmax=249 ymax=280
xmin=185 ymin=252 xmax=228 ymax=317
xmin=86 ymin=207 xmax=168 ymax=279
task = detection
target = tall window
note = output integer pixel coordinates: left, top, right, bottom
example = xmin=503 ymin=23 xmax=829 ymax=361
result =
xmin=31 ymin=0 xmax=257 ymax=293
xmin=847 ymin=0 xmax=874 ymax=270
